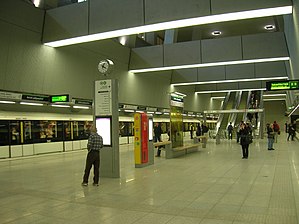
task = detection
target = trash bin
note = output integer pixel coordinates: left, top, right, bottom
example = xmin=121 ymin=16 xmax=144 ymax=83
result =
xmin=216 ymin=134 xmax=221 ymax=145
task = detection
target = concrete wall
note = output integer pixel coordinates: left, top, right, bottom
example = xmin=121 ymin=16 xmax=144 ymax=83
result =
xmin=264 ymin=101 xmax=287 ymax=129
xmin=0 ymin=0 xmax=218 ymax=113
xmin=284 ymin=0 xmax=299 ymax=80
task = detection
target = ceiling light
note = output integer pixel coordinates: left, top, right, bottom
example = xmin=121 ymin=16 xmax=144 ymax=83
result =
xmin=51 ymin=104 xmax=70 ymax=108
xmin=264 ymin=25 xmax=276 ymax=30
xmin=263 ymin=98 xmax=285 ymax=101
xmin=263 ymin=94 xmax=286 ymax=97
xmin=124 ymin=109 xmax=135 ymax=113
xmin=196 ymin=88 xmax=266 ymax=94
xmin=212 ymin=30 xmax=221 ymax=36
xmin=174 ymin=92 xmax=187 ymax=97
xmin=73 ymin=105 xmax=90 ymax=109
xmin=20 ymin=102 xmax=43 ymax=106
xmin=130 ymin=57 xmax=290 ymax=73
xmin=0 ymin=100 xmax=16 ymax=104
xmin=211 ymin=96 xmax=225 ymax=100
xmin=172 ymin=76 xmax=288 ymax=86
xmin=44 ymin=6 xmax=292 ymax=47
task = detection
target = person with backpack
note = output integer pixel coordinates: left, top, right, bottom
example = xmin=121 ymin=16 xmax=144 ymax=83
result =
xmin=273 ymin=121 xmax=280 ymax=143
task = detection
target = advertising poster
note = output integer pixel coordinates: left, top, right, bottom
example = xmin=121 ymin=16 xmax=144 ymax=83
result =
xmin=134 ymin=113 xmax=141 ymax=165
xmin=141 ymin=113 xmax=148 ymax=163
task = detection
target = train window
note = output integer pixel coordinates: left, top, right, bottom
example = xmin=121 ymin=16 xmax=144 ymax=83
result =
xmin=119 ymin=122 xmax=134 ymax=137
xmin=23 ymin=121 xmax=33 ymax=144
xmin=63 ymin=121 xmax=72 ymax=141
xmin=73 ymin=121 xmax=92 ymax=140
xmin=0 ymin=121 xmax=9 ymax=146
xmin=32 ymin=120 xmax=63 ymax=143
xmin=10 ymin=121 xmax=21 ymax=145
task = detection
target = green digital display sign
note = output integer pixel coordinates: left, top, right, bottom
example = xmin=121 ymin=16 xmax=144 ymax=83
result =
xmin=266 ymin=80 xmax=299 ymax=91
xmin=50 ymin=95 xmax=69 ymax=103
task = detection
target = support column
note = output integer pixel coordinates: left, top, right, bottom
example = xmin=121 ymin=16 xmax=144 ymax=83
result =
xmin=94 ymin=79 xmax=120 ymax=178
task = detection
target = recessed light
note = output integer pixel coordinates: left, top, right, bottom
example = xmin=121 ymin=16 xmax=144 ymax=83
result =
xmin=264 ymin=25 xmax=275 ymax=30
xmin=212 ymin=30 xmax=222 ymax=36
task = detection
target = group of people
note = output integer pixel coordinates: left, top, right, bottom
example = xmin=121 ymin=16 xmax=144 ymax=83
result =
xmin=80 ymin=119 xmax=297 ymax=186
xmin=232 ymin=119 xmax=297 ymax=159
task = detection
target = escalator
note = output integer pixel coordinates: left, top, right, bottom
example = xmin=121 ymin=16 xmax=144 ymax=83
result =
xmin=235 ymin=91 xmax=248 ymax=126
xmin=218 ymin=92 xmax=236 ymax=136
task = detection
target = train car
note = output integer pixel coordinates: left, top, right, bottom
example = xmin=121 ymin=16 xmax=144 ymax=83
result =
xmin=0 ymin=111 xmax=216 ymax=159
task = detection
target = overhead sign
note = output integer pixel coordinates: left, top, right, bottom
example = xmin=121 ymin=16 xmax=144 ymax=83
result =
xmin=22 ymin=94 xmax=49 ymax=102
xmin=0 ymin=91 xmax=22 ymax=100
xmin=50 ymin=95 xmax=69 ymax=103
xmin=72 ymin=98 xmax=92 ymax=105
xmin=266 ymin=80 xmax=299 ymax=91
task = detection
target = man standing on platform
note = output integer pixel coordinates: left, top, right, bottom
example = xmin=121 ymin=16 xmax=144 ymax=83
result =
xmin=82 ymin=126 xmax=103 ymax=187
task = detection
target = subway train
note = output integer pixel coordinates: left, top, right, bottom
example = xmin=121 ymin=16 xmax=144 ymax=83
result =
xmin=0 ymin=111 xmax=217 ymax=159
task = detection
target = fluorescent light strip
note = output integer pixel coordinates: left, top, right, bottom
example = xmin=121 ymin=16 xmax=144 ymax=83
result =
xmin=196 ymin=88 xmax=266 ymax=94
xmin=288 ymin=103 xmax=299 ymax=117
xmin=174 ymin=91 xmax=187 ymax=97
xmin=20 ymin=102 xmax=43 ymax=106
xmin=124 ymin=109 xmax=135 ymax=113
xmin=172 ymin=76 xmax=288 ymax=86
xmin=131 ymin=57 xmax=290 ymax=74
xmin=211 ymin=96 xmax=225 ymax=99
xmin=73 ymin=105 xmax=90 ymax=109
xmin=44 ymin=6 xmax=292 ymax=47
xmin=263 ymin=94 xmax=287 ymax=97
xmin=51 ymin=104 xmax=70 ymax=108
xmin=0 ymin=100 xmax=16 ymax=104
xmin=263 ymin=98 xmax=285 ymax=101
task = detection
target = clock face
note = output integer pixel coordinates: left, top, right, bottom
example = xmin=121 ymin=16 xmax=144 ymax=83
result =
xmin=98 ymin=59 xmax=114 ymax=74
xmin=98 ymin=60 xmax=109 ymax=74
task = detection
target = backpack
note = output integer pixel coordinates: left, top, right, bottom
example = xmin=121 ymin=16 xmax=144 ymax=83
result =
xmin=273 ymin=123 xmax=279 ymax=132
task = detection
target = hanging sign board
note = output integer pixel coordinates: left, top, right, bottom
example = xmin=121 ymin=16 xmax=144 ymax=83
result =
xmin=266 ymin=80 xmax=299 ymax=91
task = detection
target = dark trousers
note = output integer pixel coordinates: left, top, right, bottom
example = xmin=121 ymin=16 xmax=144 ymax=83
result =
xmin=228 ymin=131 xmax=232 ymax=140
xmin=83 ymin=151 xmax=100 ymax=184
xmin=154 ymin=135 xmax=163 ymax=156
xmin=241 ymin=144 xmax=249 ymax=158
xmin=237 ymin=132 xmax=240 ymax=143
xmin=287 ymin=133 xmax=295 ymax=141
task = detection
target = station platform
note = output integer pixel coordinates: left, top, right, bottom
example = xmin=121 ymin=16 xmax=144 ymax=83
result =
xmin=0 ymin=133 xmax=298 ymax=224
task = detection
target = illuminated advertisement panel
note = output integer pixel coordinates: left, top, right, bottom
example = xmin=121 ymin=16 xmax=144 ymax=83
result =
xmin=95 ymin=117 xmax=112 ymax=146
xmin=148 ymin=118 xmax=153 ymax=141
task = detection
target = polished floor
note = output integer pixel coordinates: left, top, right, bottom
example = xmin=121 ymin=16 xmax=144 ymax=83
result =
xmin=0 ymin=133 xmax=298 ymax=224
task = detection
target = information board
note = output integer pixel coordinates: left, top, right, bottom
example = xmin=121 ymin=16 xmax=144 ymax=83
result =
xmin=266 ymin=80 xmax=299 ymax=91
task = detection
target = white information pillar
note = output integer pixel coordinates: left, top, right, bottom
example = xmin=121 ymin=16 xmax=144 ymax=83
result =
xmin=94 ymin=79 xmax=120 ymax=178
